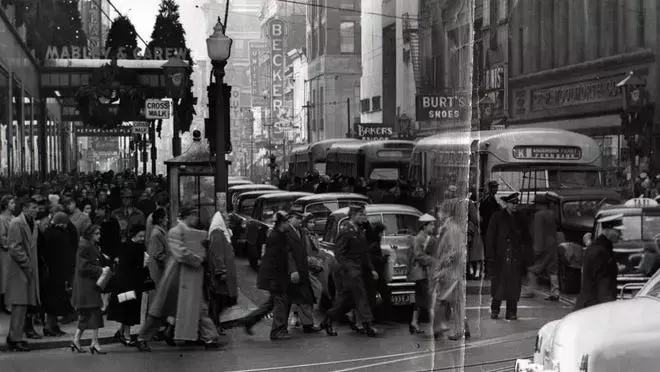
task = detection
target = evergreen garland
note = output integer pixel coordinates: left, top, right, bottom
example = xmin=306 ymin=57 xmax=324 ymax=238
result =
xmin=105 ymin=15 xmax=139 ymax=59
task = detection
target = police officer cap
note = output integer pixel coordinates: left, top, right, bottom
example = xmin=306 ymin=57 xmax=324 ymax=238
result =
xmin=419 ymin=213 xmax=436 ymax=223
xmin=598 ymin=213 xmax=625 ymax=230
xmin=348 ymin=204 xmax=365 ymax=215
xmin=501 ymin=192 xmax=520 ymax=204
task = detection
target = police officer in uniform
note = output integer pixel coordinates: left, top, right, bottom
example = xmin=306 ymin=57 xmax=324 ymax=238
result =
xmin=574 ymin=213 xmax=623 ymax=311
xmin=320 ymin=205 xmax=380 ymax=337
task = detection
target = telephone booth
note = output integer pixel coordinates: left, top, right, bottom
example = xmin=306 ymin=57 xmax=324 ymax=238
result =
xmin=165 ymin=130 xmax=223 ymax=228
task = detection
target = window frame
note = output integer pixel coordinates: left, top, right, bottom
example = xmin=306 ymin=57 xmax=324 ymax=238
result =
xmin=340 ymin=20 xmax=356 ymax=54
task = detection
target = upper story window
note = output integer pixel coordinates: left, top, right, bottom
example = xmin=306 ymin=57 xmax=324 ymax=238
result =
xmin=340 ymin=0 xmax=355 ymax=10
xmin=340 ymin=21 xmax=356 ymax=53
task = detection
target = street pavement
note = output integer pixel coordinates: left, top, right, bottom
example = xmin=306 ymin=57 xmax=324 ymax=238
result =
xmin=0 ymin=258 xmax=573 ymax=371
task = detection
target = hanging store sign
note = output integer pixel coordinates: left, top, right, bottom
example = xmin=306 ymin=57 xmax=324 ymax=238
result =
xmin=266 ymin=18 xmax=288 ymax=129
xmin=530 ymin=76 xmax=623 ymax=112
xmin=354 ymin=123 xmax=394 ymax=141
xmin=415 ymin=93 xmax=471 ymax=122
xmin=145 ymin=99 xmax=171 ymax=119
xmin=512 ymin=146 xmax=582 ymax=160
xmin=45 ymin=46 xmax=188 ymax=60
xmin=75 ymin=127 xmax=133 ymax=137
xmin=249 ymin=41 xmax=267 ymax=107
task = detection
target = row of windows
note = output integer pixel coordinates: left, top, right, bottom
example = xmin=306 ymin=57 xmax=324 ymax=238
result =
xmin=308 ymin=20 xmax=356 ymax=59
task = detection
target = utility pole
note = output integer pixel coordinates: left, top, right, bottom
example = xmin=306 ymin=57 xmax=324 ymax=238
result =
xmin=346 ymin=97 xmax=352 ymax=138
xmin=302 ymin=100 xmax=313 ymax=143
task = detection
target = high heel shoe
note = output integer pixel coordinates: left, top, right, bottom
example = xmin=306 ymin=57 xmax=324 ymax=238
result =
xmin=70 ymin=342 xmax=86 ymax=353
xmin=408 ymin=324 xmax=424 ymax=334
xmin=90 ymin=344 xmax=107 ymax=354
xmin=114 ymin=330 xmax=128 ymax=346
xmin=320 ymin=317 xmax=337 ymax=336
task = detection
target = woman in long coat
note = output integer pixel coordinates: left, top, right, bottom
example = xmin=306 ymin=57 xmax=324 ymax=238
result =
xmin=0 ymin=195 xmax=15 ymax=314
xmin=206 ymin=212 xmax=238 ymax=326
xmin=40 ymin=212 xmax=75 ymax=336
xmin=467 ymin=192 xmax=485 ymax=279
xmin=71 ymin=224 xmax=108 ymax=354
xmin=146 ymin=208 xmax=169 ymax=286
xmin=407 ymin=214 xmax=435 ymax=334
xmin=428 ymin=199 xmax=468 ymax=340
xmin=107 ymin=224 xmax=147 ymax=346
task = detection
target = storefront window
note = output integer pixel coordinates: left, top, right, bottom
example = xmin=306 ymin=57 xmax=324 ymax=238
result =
xmin=24 ymin=93 xmax=33 ymax=174
xmin=12 ymin=78 xmax=22 ymax=176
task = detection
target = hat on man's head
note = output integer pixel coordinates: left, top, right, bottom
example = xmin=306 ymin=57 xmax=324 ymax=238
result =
xmin=348 ymin=204 xmax=366 ymax=216
xmin=120 ymin=188 xmax=133 ymax=198
xmin=488 ymin=180 xmax=499 ymax=187
xmin=52 ymin=212 xmax=69 ymax=226
xmin=534 ymin=193 xmax=549 ymax=205
xmin=501 ymin=192 xmax=520 ymax=204
xmin=180 ymin=205 xmax=198 ymax=218
xmin=598 ymin=213 xmax=625 ymax=230
xmin=289 ymin=205 xmax=304 ymax=218
xmin=419 ymin=213 xmax=436 ymax=223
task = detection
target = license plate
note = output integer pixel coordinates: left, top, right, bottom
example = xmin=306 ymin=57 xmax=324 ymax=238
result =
xmin=393 ymin=265 xmax=407 ymax=276
xmin=391 ymin=294 xmax=411 ymax=305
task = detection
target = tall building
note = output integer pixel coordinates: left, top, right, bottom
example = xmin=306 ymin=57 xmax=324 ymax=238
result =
xmin=307 ymin=0 xmax=361 ymax=142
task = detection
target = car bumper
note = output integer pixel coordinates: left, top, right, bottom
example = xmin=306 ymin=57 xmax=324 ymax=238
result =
xmin=514 ymin=359 xmax=554 ymax=372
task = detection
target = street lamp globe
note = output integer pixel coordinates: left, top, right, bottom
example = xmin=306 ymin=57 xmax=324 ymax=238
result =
xmin=206 ymin=18 xmax=233 ymax=62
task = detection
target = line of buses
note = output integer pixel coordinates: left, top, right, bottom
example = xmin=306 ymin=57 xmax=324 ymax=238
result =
xmin=287 ymin=128 xmax=604 ymax=203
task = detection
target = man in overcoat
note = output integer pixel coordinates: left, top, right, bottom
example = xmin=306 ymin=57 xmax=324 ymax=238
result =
xmin=286 ymin=210 xmax=320 ymax=333
xmin=321 ymin=205 xmax=379 ymax=337
xmin=485 ymin=192 xmax=530 ymax=320
xmin=527 ymin=193 xmax=560 ymax=301
xmin=574 ymin=214 xmax=622 ymax=311
xmin=5 ymin=197 xmax=40 ymax=351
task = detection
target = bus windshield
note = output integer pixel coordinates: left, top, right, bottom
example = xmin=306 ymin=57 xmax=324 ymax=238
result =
xmin=491 ymin=166 xmax=601 ymax=191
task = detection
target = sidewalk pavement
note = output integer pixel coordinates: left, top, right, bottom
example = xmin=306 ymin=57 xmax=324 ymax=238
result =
xmin=0 ymin=290 xmax=258 ymax=351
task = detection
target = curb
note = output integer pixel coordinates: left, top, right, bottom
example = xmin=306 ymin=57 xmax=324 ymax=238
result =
xmin=2 ymin=317 xmax=245 ymax=352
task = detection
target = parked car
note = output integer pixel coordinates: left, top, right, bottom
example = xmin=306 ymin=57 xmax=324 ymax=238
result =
xmin=229 ymin=190 xmax=285 ymax=256
xmin=244 ymin=191 xmax=312 ymax=269
xmin=290 ymin=193 xmax=371 ymax=235
xmin=317 ymin=204 xmax=422 ymax=310
xmin=542 ymin=189 xmax=621 ymax=293
xmin=515 ymin=268 xmax=660 ymax=372
xmin=227 ymin=184 xmax=279 ymax=212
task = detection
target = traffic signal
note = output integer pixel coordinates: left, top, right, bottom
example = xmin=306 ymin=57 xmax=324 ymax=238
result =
xmin=223 ymin=84 xmax=233 ymax=154
xmin=269 ymin=154 xmax=277 ymax=169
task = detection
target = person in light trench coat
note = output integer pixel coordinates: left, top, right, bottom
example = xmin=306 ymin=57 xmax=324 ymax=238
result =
xmin=5 ymin=197 xmax=41 ymax=351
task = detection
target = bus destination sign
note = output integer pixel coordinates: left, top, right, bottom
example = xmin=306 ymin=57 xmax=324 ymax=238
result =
xmin=512 ymin=146 xmax=582 ymax=160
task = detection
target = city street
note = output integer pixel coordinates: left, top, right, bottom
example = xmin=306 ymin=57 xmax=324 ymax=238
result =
xmin=0 ymin=258 xmax=572 ymax=372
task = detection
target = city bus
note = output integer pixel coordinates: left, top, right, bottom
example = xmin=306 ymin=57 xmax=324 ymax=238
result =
xmin=409 ymin=128 xmax=604 ymax=204
xmin=287 ymin=138 xmax=361 ymax=177
xmin=325 ymin=140 xmax=415 ymax=181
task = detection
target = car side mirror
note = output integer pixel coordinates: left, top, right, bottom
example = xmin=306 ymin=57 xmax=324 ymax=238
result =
xmin=583 ymin=232 xmax=592 ymax=247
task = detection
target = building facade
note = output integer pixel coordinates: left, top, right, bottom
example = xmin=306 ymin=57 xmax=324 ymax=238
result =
xmin=79 ymin=0 xmax=113 ymax=57
xmin=307 ymin=0 xmax=361 ymax=142
xmin=505 ymin=0 xmax=659 ymax=175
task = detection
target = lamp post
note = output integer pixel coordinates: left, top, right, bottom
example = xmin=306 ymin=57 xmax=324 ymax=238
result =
xmin=479 ymin=95 xmax=495 ymax=131
xmin=617 ymin=71 xmax=648 ymax=196
xmin=207 ymin=18 xmax=233 ymax=212
xmin=162 ymin=58 xmax=191 ymax=157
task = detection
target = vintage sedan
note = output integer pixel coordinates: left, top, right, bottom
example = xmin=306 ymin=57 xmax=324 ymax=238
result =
xmin=227 ymin=184 xmax=279 ymax=212
xmin=318 ymin=204 xmax=422 ymax=309
xmin=244 ymin=191 xmax=312 ymax=269
xmin=290 ymin=193 xmax=371 ymax=235
xmin=229 ymin=189 xmax=285 ymax=256
xmin=228 ymin=178 xmax=252 ymax=188
xmin=515 ymin=269 xmax=660 ymax=372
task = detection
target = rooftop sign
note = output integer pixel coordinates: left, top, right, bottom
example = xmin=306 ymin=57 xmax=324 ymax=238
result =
xmin=45 ymin=46 xmax=187 ymax=60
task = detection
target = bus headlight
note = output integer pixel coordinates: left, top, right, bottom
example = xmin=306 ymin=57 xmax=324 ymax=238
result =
xmin=514 ymin=359 xmax=544 ymax=372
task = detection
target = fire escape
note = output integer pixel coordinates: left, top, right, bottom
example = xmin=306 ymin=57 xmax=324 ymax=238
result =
xmin=401 ymin=12 xmax=420 ymax=138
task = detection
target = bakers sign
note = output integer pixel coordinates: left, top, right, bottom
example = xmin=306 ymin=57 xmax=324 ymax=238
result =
xmin=354 ymin=123 xmax=393 ymax=141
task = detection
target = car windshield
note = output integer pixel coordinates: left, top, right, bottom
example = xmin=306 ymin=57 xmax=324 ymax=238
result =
xmin=595 ymin=214 xmax=660 ymax=241
xmin=637 ymin=271 xmax=660 ymax=299
xmin=492 ymin=168 xmax=601 ymax=191
xmin=366 ymin=213 xmax=418 ymax=236
xmin=239 ymin=197 xmax=258 ymax=215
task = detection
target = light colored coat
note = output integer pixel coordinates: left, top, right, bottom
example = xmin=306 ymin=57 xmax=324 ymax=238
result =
xmin=208 ymin=213 xmax=237 ymax=298
xmin=147 ymin=221 xmax=205 ymax=341
xmin=146 ymin=225 xmax=169 ymax=285
xmin=5 ymin=213 xmax=40 ymax=306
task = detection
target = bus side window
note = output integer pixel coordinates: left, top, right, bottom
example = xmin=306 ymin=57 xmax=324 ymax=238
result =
xmin=479 ymin=153 xmax=488 ymax=188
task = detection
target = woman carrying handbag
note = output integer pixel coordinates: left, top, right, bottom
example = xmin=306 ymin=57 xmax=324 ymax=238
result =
xmin=407 ymin=214 xmax=436 ymax=335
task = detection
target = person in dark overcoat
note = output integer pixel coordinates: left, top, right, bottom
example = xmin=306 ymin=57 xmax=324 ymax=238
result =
xmin=574 ymin=214 xmax=622 ymax=311
xmin=107 ymin=224 xmax=147 ymax=347
xmin=286 ymin=211 xmax=319 ymax=333
xmin=71 ymin=224 xmax=109 ymax=354
xmin=39 ymin=212 xmax=75 ymax=336
xmin=485 ymin=192 xmax=530 ymax=320
xmin=364 ymin=221 xmax=390 ymax=325
xmin=527 ymin=194 xmax=560 ymax=301
xmin=321 ymin=205 xmax=380 ymax=337
xmin=480 ymin=181 xmax=501 ymax=277
xmin=242 ymin=211 xmax=299 ymax=340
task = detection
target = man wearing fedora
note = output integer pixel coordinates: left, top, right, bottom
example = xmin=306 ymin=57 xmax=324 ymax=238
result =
xmin=527 ymin=193 xmax=560 ymax=301
xmin=485 ymin=192 xmax=529 ymax=320
xmin=574 ymin=214 xmax=623 ymax=311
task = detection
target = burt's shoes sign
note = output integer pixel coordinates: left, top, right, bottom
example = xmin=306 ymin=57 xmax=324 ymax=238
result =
xmin=44 ymin=45 xmax=187 ymax=60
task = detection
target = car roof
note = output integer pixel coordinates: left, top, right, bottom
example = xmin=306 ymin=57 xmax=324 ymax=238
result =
xmin=546 ymin=188 xmax=622 ymax=200
xmin=331 ymin=204 xmax=422 ymax=217
xmin=294 ymin=193 xmax=371 ymax=203
xmin=228 ymin=180 xmax=252 ymax=186
xmin=598 ymin=205 xmax=660 ymax=216
xmin=229 ymin=184 xmax=277 ymax=191
xmin=255 ymin=192 xmax=313 ymax=201
xmin=237 ymin=190 xmax=284 ymax=199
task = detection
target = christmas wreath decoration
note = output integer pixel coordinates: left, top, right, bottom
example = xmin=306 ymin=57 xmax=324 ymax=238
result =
xmin=74 ymin=60 xmax=146 ymax=128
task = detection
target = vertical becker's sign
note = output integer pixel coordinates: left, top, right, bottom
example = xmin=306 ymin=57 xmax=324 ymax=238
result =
xmin=266 ymin=18 xmax=287 ymax=128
